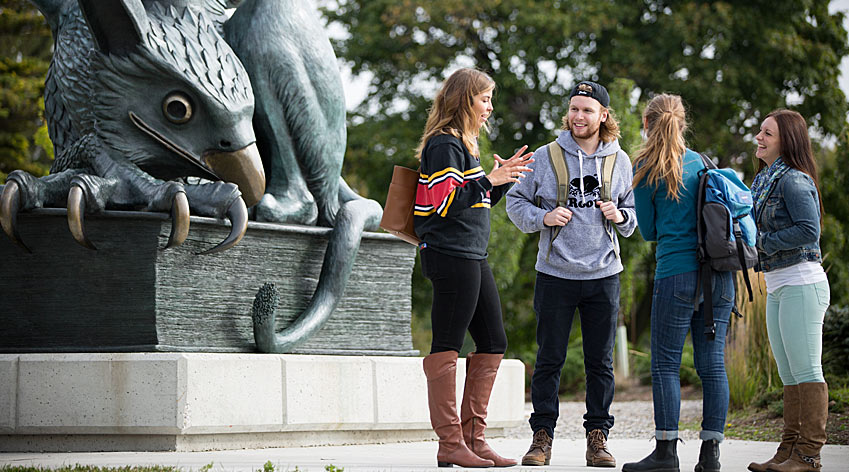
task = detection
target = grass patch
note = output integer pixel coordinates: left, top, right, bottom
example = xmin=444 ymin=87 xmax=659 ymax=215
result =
xmin=724 ymin=406 xmax=784 ymax=442
xmin=721 ymin=385 xmax=849 ymax=444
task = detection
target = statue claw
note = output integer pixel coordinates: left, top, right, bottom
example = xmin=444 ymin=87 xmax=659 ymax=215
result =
xmin=164 ymin=191 xmax=189 ymax=249
xmin=0 ymin=181 xmax=31 ymax=253
xmin=197 ymin=196 xmax=248 ymax=255
xmin=67 ymin=185 xmax=97 ymax=250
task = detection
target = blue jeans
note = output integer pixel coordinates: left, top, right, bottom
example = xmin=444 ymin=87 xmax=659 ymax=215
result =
xmin=529 ymin=272 xmax=618 ymax=439
xmin=650 ymin=270 xmax=734 ymax=442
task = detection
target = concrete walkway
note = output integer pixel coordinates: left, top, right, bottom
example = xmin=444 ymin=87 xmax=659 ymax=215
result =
xmin=2 ymin=438 xmax=848 ymax=471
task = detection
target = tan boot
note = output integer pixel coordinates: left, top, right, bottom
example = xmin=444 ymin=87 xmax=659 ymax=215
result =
xmin=460 ymin=352 xmax=518 ymax=467
xmin=521 ymin=429 xmax=552 ymax=466
xmin=586 ymin=429 xmax=616 ymax=467
xmin=423 ymin=351 xmax=495 ymax=468
xmin=749 ymin=385 xmax=801 ymax=471
xmin=767 ymin=382 xmax=828 ymax=472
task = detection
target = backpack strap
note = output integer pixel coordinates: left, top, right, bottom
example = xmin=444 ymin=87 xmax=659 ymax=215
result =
xmin=548 ymin=141 xmax=569 ymax=209
xmin=694 ymin=156 xmax=716 ymax=340
xmin=600 ymin=153 xmax=620 ymax=257
xmin=540 ymin=141 xmax=569 ymax=262
xmin=733 ymin=219 xmax=754 ymax=302
xmin=600 ymin=153 xmax=618 ymax=202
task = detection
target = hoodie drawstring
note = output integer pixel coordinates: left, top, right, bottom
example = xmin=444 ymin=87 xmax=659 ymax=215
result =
xmin=578 ymin=149 xmax=585 ymax=203
xmin=594 ymin=156 xmax=602 ymax=200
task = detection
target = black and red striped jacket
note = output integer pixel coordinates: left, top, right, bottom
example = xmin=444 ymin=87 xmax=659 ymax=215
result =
xmin=413 ymin=134 xmax=510 ymax=259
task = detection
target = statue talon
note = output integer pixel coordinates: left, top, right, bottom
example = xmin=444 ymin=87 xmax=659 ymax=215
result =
xmin=67 ymin=185 xmax=97 ymax=250
xmin=0 ymin=181 xmax=31 ymax=253
xmin=164 ymin=191 xmax=190 ymax=249
xmin=198 ymin=196 xmax=248 ymax=255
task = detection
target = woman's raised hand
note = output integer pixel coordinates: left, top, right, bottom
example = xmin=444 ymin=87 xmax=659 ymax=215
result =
xmin=486 ymin=145 xmax=534 ymax=187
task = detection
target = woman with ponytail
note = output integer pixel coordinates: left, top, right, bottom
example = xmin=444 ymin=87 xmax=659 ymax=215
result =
xmin=623 ymin=94 xmax=734 ymax=472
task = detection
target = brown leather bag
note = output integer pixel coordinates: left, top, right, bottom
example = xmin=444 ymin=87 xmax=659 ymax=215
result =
xmin=379 ymin=165 xmax=420 ymax=245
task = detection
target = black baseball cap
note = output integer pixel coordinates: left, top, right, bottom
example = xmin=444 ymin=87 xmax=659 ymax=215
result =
xmin=569 ymin=81 xmax=610 ymax=108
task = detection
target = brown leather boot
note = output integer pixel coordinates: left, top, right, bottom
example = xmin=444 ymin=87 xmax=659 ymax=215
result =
xmin=767 ymin=382 xmax=828 ymax=472
xmin=460 ymin=352 xmax=518 ymax=467
xmin=521 ymin=429 xmax=552 ymax=466
xmin=423 ymin=351 xmax=495 ymax=468
xmin=748 ymin=385 xmax=800 ymax=471
xmin=586 ymin=429 xmax=616 ymax=467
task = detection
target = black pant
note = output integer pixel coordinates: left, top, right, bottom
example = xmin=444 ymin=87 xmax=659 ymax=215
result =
xmin=529 ymin=272 xmax=619 ymax=439
xmin=421 ymin=248 xmax=508 ymax=354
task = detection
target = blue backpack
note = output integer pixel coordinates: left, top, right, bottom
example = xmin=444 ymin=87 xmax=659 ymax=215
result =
xmin=696 ymin=153 xmax=758 ymax=340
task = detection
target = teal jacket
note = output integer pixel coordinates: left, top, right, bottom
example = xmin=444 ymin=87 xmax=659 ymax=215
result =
xmin=633 ymin=149 xmax=706 ymax=279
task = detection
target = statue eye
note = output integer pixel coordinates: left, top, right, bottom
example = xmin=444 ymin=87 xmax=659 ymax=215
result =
xmin=162 ymin=93 xmax=193 ymax=124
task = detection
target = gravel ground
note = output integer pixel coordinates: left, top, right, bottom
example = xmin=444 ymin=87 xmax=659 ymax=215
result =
xmin=503 ymin=400 xmax=704 ymax=441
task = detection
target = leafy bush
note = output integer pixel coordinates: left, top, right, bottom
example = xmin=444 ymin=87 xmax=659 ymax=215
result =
xmin=824 ymin=305 xmax=849 ymax=378
xmin=629 ymin=337 xmax=701 ymax=388
xmin=725 ymin=272 xmax=781 ymax=408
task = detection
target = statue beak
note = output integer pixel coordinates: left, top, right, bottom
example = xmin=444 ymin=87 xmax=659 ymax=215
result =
xmin=203 ymin=143 xmax=265 ymax=207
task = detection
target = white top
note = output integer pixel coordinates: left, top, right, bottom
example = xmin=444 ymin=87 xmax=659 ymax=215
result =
xmin=763 ymin=261 xmax=828 ymax=293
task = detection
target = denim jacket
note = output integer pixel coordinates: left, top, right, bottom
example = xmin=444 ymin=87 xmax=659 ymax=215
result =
xmin=753 ymin=168 xmax=822 ymax=272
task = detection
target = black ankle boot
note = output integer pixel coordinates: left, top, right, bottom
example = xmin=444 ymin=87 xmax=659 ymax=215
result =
xmin=622 ymin=439 xmax=679 ymax=472
xmin=694 ymin=439 xmax=720 ymax=472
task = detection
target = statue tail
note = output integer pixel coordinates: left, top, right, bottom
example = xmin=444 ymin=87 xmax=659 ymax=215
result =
xmin=251 ymin=197 xmax=382 ymax=353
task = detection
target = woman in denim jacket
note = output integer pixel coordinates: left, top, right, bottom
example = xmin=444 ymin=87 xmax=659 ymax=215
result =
xmin=747 ymin=110 xmax=830 ymax=472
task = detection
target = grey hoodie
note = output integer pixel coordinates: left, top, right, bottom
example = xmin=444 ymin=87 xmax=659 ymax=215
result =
xmin=506 ymin=131 xmax=636 ymax=280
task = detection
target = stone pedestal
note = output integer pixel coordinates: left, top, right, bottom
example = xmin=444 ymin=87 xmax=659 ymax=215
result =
xmin=0 ymin=353 xmax=526 ymax=452
xmin=0 ymin=209 xmax=416 ymax=355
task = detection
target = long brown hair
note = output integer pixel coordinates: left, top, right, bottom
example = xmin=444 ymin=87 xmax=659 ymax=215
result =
xmin=416 ymin=68 xmax=495 ymax=160
xmin=759 ymin=109 xmax=824 ymax=220
xmin=560 ymin=105 xmax=621 ymax=143
xmin=632 ymin=94 xmax=688 ymax=201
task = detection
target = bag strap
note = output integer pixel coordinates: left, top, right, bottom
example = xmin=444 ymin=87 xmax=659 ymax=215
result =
xmin=694 ymin=157 xmax=713 ymax=336
xmin=600 ymin=153 xmax=619 ymax=257
xmin=548 ymin=142 xmax=569 ymax=208
xmin=733 ymin=219 xmax=754 ymax=302
xmin=699 ymin=152 xmax=718 ymax=170
xmin=541 ymin=142 xmax=569 ymax=262
xmin=600 ymin=153 xmax=617 ymax=202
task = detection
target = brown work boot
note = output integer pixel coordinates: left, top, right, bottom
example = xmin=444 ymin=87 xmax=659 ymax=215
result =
xmin=767 ymin=382 xmax=828 ymax=472
xmin=749 ymin=385 xmax=800 ymax=471
xmin=586 ymin=429 xmax=616 ymax=467
xmin=521 ymin=429 xmax=552 ymax=466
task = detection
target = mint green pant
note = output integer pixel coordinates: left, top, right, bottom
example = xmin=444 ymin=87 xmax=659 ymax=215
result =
xmin=765 ymin=281 xmax=829 ymax=385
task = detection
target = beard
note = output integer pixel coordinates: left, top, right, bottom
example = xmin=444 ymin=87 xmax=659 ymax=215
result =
xmin=569 ymin=117 xmax=602 ymax=140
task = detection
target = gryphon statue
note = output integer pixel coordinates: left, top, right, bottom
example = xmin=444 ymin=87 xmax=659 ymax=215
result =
xmin=4 ymin=0 xmax=382 ymax=353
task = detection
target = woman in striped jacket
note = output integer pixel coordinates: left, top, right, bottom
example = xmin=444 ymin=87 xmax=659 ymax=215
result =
xmin=414 ymin=67 xmax=532 ymax=468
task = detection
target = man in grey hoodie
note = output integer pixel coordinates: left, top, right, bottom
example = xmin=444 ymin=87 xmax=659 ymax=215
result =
xmin=506 ymin=81 xmax=636 ymax=467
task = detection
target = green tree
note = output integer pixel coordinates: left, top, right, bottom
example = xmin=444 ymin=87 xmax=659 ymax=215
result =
xmin=595 ymin=0 xmax=848 ymax=169
xmin=324 ymin=0 xmax=849 ymax=358
xmin=0 ymin=1 xmax=53 ymax=181
xmin=819 ymin=135 xmax=849 ymax=310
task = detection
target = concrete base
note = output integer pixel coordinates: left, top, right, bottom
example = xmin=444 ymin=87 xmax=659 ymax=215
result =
xmin=0 ymin=353 xmax=526 ymax=452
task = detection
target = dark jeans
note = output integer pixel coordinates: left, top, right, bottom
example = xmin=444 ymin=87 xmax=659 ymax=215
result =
xmin=650 ymin=270 xmax=733 ymax=441
xmin=529 ymin=272 xmax=619 ymax=439
xmin=421 ymin=248 xmax=508 ymax=354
